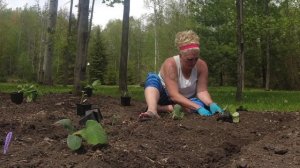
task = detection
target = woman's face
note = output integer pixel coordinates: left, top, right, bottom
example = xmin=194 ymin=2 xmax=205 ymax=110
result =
xmin=180 ymin=49 xmax=199 ymax=69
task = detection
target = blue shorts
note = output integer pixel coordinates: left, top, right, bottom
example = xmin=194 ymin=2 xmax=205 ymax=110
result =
xmin=144 ymin=72 xmax=207 ymax=110
xmin=144 ymin=73 xmax=173 ymax=105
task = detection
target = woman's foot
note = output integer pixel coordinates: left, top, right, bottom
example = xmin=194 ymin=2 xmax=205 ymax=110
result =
xmin=139 ymin=111 xmax=160 ymax=121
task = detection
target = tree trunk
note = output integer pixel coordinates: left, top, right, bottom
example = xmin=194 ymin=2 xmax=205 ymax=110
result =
xmin=74 ymin=0 xmax=90 ymax=95
xmin=264 ymin=0 xmax=270 ymax=91
xmin=119 ymin=0 xmax=130 ymax=95
xmin=85 ymin=0 xmax=95 ymax=80
xmin=153 ymin=0 xmax=159 ymax=73
xmin=43 ymin=0 xmax=58 ymax=85
xmin=38 ymin=11 xmax=47 ymax=83
xmin=88 ymin=0 xmax=95 ymax=43
xmin=63 ymin=0 xmax=74 ymax=85
xmin=236 ymin=0 xmax=244 ymax=101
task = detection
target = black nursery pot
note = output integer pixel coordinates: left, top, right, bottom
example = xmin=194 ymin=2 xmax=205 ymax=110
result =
xmin=76 ymin=103 xmax=92 ymax=116
xmin=83 ymin=88 xmax=93 ymax=97
xmin=10 ymin=92 xmax=23 ymax=104
xmin=120 ymin=96 xmax=131 ymax=106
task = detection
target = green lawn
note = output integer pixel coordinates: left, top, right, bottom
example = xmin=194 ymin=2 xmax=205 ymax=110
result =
xmin=1 ymin=83 xmax=299 ymax=112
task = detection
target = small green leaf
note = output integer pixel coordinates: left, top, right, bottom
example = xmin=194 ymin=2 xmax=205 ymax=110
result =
xmin=67 ymin=135 xmax=82 ymax=150
xmin=74 ymin=120 xmax=108 ymax=145
xmin=172 ymin=104 xmax=184 ymax=120
xmin=92 ymin=80 xmax=100 ymax=88
xmin=54 ymin=119 xmax=75 ymax=133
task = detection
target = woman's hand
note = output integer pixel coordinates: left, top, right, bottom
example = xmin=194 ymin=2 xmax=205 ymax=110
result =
xmin=209 ymin=103 xmax=223 ymax=114
xmin=197 ymin=107 xmax=212 ymax=116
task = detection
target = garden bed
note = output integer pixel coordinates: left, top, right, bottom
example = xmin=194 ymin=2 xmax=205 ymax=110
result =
xmin=0 ymin=93 xmax=299 ymax=167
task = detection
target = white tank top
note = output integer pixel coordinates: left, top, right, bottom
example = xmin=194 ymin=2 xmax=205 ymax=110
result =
xmin=159 ymin=55 xmax=198 ymax=98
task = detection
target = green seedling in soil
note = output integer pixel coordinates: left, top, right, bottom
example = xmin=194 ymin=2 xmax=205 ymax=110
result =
xmin=84 ymin=80 xmax=100 ymax=89
xmin=80 ymin=91 xmax=88 ymax=104
xmin=221 ymin=105 xmax=240 ymax=123
xmin=54 ymin=119 xmax=108 ymax=151
xmin=223 ymin=105 xmax=237 ymax=115
xmin=17 ymin=84 xmax=39 ymax=102
xmin=171 ymin=104 xmax=184 ymax=120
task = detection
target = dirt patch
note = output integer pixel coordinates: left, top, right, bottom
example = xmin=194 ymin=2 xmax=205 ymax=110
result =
xmin=0 ymin=93 xmax=299 ymax=168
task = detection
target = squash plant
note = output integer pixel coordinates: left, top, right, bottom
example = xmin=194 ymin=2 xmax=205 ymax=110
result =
xmin=54 ymin=119 xmax=108 ymax=150
xmin=171 ymin=104 xmax=184 ymax=120
xmin=17 ymin=84 xmax=39 ymax=102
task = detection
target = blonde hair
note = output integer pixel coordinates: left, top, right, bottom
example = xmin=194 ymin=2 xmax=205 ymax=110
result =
xmin=175 ymin=30 xmax=200 ymax=50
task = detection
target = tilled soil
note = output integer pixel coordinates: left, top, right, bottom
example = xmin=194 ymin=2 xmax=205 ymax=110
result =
xmin=0 ymin=93 xmax=299 ymax=168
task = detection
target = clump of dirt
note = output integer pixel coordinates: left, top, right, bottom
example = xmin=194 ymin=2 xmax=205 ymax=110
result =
xmin=0 ymin=93 xmax=299 ymax=167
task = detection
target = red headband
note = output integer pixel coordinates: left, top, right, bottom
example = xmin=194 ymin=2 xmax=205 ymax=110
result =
xmin=179 ymin=43 xmax=199 ymax=51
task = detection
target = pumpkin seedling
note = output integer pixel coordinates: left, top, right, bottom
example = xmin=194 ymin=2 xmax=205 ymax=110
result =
xmin=54 ymin=119 xmax=108 ymax=151
xmin=171 ymin=104 xmax=184 ymax=120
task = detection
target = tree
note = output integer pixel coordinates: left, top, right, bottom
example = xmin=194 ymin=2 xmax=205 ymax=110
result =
xmin=264 ymin=0 xmax=271 ymax=91
xmin=63 ymin=0 xmax=74 ymax=85
xmin=236 ymin=0 xmax=244 ymax=101
xmin=88 ymin=26 xmax=108 ymax=83
xmin=43 ymin=0 xmax=58 ymax=85
xmin=103 ymin=20 xmax=122 ymax=84
xmin=74 ymin=0 xmax=90 ymax=94
xmin=119 ymin=0 xmax=130 ymax=94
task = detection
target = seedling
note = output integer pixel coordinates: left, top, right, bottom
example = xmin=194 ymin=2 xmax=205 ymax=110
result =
xmin=121 ymin=90 xmax=130 ymax=97
xmin=84 ymin=80 xmax=100 ymax=90
xmin=221 ymin=105 xmax=240 ymax=123
xmin=80 ymin=91 xmax=88 ymax=104
xmin=171 ymin=104 xmax=184 ymax=120
xmin=54 ymin=119 xmax=108 ymax=151
xmin=17 ymin=84 xmax=39 ymax=102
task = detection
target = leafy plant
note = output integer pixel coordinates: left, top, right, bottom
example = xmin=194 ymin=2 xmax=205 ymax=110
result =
xmin=84 ymin=80 xmax=100 ymax=89
xmin=54 ymin=119 xmax=108 ymax=151
xmin=17 ymin=84 xmax=39 ymax=102
xmin=171 ymin=104 xmax=184 ymax=120
xmin=80 ymin=91 xmax=88 ymax=104
xmin=223 ymin=105 xmax=236 ymax=115
xmin=120 ymin=90 xmax=130 ymax=97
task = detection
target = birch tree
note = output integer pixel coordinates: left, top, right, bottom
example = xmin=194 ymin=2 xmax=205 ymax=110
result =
xmin=74 ymin=0 xmax=90 ymax=94
xmin=43 ymin=0 xmax=58 ymax=85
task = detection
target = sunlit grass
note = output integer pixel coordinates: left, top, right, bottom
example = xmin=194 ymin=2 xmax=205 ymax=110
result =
xmin=208 ymin=87 xmax=300 ymax=112
xmin=1 ymin=83 xmax=299 ymax=112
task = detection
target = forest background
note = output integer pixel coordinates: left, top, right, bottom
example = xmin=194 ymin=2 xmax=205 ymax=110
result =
xmin=0 ymin=0 xmax=299 ymax=91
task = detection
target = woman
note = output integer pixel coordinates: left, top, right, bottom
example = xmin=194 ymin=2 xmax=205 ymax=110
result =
xmin=139 ymin=30 xmax=223 ymax=121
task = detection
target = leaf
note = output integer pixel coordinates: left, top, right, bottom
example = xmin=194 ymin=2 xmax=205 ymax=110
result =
xmin=54 ymin=119 xmax=75 ymax=133
xmin=67 ymin=135 xmax=82 ymax=151
xmin=74 ymin=120 xmax=108 ymax=145
xmin=172 ymin=104 xmax=184 ymax=120
xmin=92 ymin=80 xmax=100 ymax=88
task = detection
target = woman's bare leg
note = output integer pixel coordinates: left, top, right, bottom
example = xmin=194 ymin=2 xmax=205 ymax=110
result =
xmin=139 ymin=87 xmax=161 ymax=119
xmin=157 ymin=105 xmax=173 ymax=113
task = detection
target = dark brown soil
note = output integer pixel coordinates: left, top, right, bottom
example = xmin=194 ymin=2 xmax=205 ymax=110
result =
xmin=0 ymin=93 xmax=299 ymax=168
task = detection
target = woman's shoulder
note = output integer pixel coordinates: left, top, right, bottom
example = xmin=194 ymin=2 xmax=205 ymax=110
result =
xmin=160 ymin=56 xmax=177 ymax=75
xmin=163 ymin=56 xmax=177 ymax=66
xmin=196 ymin=58 xmax=208 ymax=71
xmin=197 ymin=58 xmax=207 ymax=66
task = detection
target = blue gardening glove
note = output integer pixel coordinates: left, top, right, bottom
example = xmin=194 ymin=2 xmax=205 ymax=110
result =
xmin=197 ymin=107 xmax=213 ymax=116
xmin=209 ymin=103 xmax=223 ymax=115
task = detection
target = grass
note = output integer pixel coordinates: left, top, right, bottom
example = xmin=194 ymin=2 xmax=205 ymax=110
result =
xmin=1 ymin=83 xmax=299 ymax=112
xmin=208 ymin=87 xmax=300 ymax=112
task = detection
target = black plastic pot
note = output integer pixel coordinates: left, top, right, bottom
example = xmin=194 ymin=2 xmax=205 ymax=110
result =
xmin=79 ymin=108 xmax=103 ymax=125
xmin=83 ymin=88 xmax=93 ymax=97
xmin=76 ymin=103 xmax=92 ymax=116
xmin=10 ymin=92 xmax=23 ymax=104
xmin=216 ymin=111 xmax=233 ymax=123
xmin=120 ymin=96 xmax=131 ymax=106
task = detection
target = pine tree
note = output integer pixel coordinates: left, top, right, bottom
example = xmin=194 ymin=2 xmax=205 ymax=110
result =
xmin=88 ymin=26 xmax=107 ymax=83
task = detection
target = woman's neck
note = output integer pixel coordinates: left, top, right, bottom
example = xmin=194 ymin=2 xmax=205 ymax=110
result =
xmin=180 ymin=59 xmax=193 ymax=78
